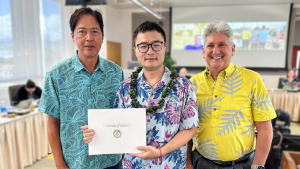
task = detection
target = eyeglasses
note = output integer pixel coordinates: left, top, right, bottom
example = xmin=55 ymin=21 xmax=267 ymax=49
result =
xmin=136 ymin=41 xmax=165 ymax=53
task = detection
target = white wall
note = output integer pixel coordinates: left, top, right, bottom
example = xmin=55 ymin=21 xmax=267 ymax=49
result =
xmin=106 ymin=6 xmax=132 ymax=69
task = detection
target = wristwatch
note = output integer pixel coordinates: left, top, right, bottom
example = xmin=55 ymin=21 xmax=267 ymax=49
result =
xmin=251 ymin=164 xmax=265 ymax=169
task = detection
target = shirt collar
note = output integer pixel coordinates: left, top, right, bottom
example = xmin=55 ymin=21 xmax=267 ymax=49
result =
xmin=204 ymin=63 xmax=235 ymax=79
xmin=73 ymin=51 xmax=104 ymax=72
xmin=137 ymin=66 xmax=171 ymax=88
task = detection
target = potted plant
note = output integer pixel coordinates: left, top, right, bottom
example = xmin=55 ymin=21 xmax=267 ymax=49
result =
xmin=163 ymin=54 xmax=177 ymax=72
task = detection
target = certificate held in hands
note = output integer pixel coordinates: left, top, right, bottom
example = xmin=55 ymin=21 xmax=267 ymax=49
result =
xmin=88 ymin=108 xmax=146 ymax=155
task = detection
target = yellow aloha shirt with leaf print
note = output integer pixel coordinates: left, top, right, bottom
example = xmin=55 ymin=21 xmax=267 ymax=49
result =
xmin=190 ymin=63 xmax=276 ymax=161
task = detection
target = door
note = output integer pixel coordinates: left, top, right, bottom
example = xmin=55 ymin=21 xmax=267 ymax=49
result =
xmin=107 ymin=41 xmax=121 ymax=67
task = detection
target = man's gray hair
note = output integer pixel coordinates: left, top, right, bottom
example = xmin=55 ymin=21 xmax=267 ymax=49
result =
xmin=203 ymin=21 xmax=234 ymax=45
xmin=179 ymin=68 xmax=187 ymax=74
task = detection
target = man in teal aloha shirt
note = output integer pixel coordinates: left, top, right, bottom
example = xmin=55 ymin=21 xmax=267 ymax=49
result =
xmin=38 ymin=7 xmax=123 ymax=169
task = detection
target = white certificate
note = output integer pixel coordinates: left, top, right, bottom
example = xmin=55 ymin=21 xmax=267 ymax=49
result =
xmin=88 ymin=108 xmax=146 ymax=155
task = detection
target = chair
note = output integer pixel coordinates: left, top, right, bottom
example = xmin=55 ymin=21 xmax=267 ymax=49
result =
xmin=281 ymin=151 xmax=300 ymax=169
xmin=8 ymin=84 xmax=23 ymax=106
xmin=278 ymin=77 xmax=285 ymax=89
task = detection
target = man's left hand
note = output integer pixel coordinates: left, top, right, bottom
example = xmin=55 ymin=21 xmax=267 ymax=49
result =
xmin=129 ymin=146 xmax=161 ymax=160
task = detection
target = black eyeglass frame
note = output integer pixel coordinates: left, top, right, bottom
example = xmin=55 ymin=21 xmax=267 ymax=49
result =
xmin=135 ymin=41 xmax=165 ymax=53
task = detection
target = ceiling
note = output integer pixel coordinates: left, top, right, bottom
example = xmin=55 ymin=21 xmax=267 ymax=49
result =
xmin=108 ymin=0 xmax=300 ymax=9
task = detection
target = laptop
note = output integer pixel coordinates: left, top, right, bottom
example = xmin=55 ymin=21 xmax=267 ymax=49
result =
xmin=31 ymin=99 xmax=40 ymax=107
xmin=283 ymin=82 xmax=299 ymax=91
xmin=7 ymin=99 xmax=32 ymax=115
xmin=17 ymin=99 xmax=33 ymax=109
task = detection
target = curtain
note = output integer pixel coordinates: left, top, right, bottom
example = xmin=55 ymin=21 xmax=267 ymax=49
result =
xmin=0 ymin=0 xmax=75 ymax=82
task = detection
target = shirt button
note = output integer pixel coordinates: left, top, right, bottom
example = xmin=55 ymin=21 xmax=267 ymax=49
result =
xmin=93 ymin=92 xmax=95 ymax=95
xmin=215 ymin=95 xmax=217 ymax=98
xmin=214 ymin=108 xmax=216 ymax=111
xmin=148 ymin=166 xmax=151 ymax=168
xmin=149 ymin=130 xmax=152 ymax=133
xmin=151 ymin=93 xmax=153 ymax=96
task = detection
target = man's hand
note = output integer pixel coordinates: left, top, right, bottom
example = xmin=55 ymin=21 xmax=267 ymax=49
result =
xmin=129 ymin=146 xmax=161 ymax=160
xmin=186 ymin=160 xmax=193 ymax=169
xmin=80 ymin=125 xmax=95 ymax=144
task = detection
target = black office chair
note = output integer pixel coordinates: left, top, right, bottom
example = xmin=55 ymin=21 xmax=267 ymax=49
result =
xmin=8 ymin=84 xmax=23 ymax=106
xmin=277 ymin=77 xmax=285 ymax=89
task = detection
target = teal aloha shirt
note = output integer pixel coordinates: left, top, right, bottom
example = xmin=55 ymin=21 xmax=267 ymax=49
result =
xmin=39 ymin=51 xmax=124 ymax=169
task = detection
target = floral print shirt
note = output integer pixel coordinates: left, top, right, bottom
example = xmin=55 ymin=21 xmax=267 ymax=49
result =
xmin=113 ymin=67 xmax=199 ymax=169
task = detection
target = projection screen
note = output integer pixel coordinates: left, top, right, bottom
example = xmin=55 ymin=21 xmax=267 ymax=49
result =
xmin=171 ymin=4 xmax=291 ymax=69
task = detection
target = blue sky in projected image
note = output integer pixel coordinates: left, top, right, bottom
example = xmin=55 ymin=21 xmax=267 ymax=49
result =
xmin=229 ymin=22 xmax=286 ymax=32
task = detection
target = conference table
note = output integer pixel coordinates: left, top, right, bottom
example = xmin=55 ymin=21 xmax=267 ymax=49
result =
xmin=0 ymin=110 xmax=51 ymax=169
xmin=269 ymin=91 xmax=300 ymax=122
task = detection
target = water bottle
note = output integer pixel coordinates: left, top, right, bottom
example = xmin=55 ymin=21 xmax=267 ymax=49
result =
xmin=1 ymin=101 xmax=7 ymax=115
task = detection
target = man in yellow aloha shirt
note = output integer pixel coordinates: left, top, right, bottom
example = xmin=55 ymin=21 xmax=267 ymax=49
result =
xmin=186 ymin=21 xmax=276 ymax=169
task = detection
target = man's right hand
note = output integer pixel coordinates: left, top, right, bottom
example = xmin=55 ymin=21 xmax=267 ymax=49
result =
xmin=81 ymin=125 xmax=95 ymax=144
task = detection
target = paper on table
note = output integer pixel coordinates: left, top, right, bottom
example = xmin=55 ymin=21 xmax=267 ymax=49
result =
xmin=88 ymin=108 xmax=146 ymax=155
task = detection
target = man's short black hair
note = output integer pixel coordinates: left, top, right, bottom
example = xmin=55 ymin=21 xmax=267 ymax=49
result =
xmin=133 ymin=21 xmax=166 ymax=47
xmin=69 ymin=7 xmax=104 ymax=35
xmin=26 ymin=79 xmax=36 ymax=88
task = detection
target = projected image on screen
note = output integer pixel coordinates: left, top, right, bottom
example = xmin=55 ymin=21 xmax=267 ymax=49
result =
xmin=173 ymin=22 xmax=287 ymax=51
xmin=173 ymin=23 xmax=208 ymax=50
xmin=171 ymin=4 xmax=290 ymax=68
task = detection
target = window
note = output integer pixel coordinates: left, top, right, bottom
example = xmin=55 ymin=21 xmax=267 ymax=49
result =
xmin=40 ymin=0 xmax=64 ymax=72
xmin=0 ymin=0 xmax=69 ymax=82
xmin=0 ymin=0 xmax=13 ymax=80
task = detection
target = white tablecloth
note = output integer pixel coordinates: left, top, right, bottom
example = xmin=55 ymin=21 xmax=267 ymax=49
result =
xmin=269 ymin=92 xmax=300 ymax=122
xmin=0 ymin=110 xmax=51 ymax=169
